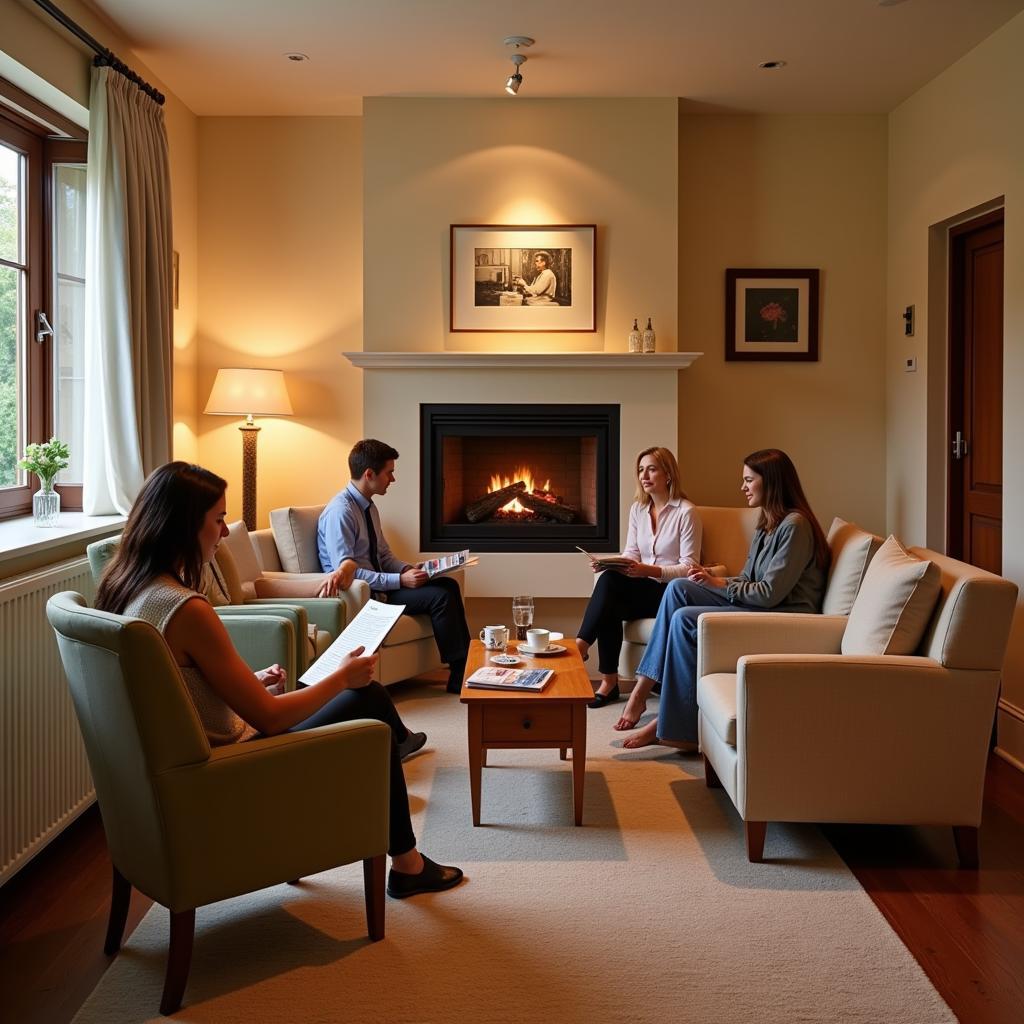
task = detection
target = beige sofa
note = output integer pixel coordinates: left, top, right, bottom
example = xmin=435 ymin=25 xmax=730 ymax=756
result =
xmin=696 ymin=545 xmax=1018 ymax=865
xmin=250 ymin=505 xmax=462 ymax=687
xmin=617 ymin=507 xmax=879 ymax=679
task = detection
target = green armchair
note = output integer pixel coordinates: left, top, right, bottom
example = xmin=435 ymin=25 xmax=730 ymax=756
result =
xmin=46 ymin=592 xmax=391 ymax=1016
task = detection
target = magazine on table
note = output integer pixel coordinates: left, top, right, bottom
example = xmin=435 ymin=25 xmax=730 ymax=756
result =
xmin=466 ymin=666 xmax=554 ymax=692
xmin=576 ymin=546 xmax=633 ymax=571
xmin=422 ymin=549 xmax=479 ymax=578
xmin=298 ymin=599 xmax=405 ymax=685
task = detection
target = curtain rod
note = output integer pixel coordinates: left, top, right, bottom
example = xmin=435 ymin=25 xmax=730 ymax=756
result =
xmin=32 ymin=0 xmax=166 ymax=106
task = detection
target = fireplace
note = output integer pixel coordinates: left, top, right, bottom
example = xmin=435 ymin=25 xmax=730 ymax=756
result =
xmin=420 ymin=404 xmax=619 ymax=552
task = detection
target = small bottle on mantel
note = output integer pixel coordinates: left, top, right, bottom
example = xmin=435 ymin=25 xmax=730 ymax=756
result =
xmin=628 ymin=318 xmax=642 ymax=353
xmin=642 ymin=317 xmax=656 ymax=353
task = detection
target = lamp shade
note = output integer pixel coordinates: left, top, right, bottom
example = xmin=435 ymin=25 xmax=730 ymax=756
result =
xmin=204 ymin=368 xmax=293 ymax=417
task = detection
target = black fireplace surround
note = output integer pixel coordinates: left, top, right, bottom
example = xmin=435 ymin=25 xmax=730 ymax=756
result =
xmin=420 ymin=403 xmax=620 ymax=552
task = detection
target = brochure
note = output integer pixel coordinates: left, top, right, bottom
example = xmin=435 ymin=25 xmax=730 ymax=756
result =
xmin=575 ymin=546 xmax=633 ymax=570
xmin=466 ymin=666 xmax=554 ymax=691
xmin=298 ymin=599 xmax=405 ymax=686
xmin=423 ymin=549 xmax=478 ymax=578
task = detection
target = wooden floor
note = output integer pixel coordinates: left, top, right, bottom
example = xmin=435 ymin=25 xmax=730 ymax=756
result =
xmin=2 ymin=754 xmax=1022 ymax=1024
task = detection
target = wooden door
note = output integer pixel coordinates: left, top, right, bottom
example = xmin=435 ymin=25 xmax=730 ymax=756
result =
xmin=948 ymin=210 xmax=1003 ymax=572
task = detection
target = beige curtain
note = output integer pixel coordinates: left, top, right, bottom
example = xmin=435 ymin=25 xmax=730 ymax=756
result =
xmin=82 ymin=65 xmax=173 ymax=515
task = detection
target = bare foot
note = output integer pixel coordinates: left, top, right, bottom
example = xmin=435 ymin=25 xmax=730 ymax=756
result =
xmin=613 ymin=691 xmax=647 ymax=731
xmin=622 ymin=721 xmax=659 ymax=748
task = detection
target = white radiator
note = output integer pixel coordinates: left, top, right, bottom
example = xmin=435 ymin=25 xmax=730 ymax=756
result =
xmin=0 ymin=557 xmax=96 ymax=885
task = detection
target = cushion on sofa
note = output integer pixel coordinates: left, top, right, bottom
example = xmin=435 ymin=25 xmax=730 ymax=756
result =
xmin=223 ymin=521 xmax=263 ymax=589
xmin=696 ymin=672 xmax=738 ymax=746
xmin=382 ymin=614 xmax=434 ymax=646
xmin=270 ymin=505 xmax=326 ymax=573
xmin=841 ymin=535 xmax=941 ymax=656
xmin=822 ymin=517 xmax=882 ymax=616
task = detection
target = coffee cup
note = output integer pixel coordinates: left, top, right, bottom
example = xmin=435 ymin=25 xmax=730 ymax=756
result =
xmin=479 ymin=625 xmax=509 ymax=650
xmin=523 ymin=628 xmax=551 ymax=652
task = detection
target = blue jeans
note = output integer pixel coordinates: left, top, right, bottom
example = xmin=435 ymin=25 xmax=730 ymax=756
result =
xmin=635 ymin=578 xmax=755 ymax=744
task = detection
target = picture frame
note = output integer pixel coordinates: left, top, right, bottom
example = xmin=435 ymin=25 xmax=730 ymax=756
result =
xmin=725 ymin=268 xmax=820 ymax=362
xmin=450 ymin=224 xmax=596 ymax=332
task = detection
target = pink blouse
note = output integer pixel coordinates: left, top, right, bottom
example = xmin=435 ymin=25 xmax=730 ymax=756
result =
xmin=622 ymin=498 xmax=702 ymax=582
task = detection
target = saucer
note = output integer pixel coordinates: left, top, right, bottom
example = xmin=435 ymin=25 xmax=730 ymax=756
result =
xmin=490 ymin=654 xmax=522 ymax=666
xmin=516 ymin=643 xmax=567 ymax=657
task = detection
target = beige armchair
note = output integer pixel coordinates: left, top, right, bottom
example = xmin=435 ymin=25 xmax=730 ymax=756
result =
xmin=252 ymin=504 xmax=463 ymax=686
xmin=696 ymin=547 xmax=1018 ymax=866
xmin=46 ymin=592 xmax=391 ymax=1016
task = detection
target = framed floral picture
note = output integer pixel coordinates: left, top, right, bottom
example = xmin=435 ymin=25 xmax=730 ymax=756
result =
xmin=450 ymin=224 xmax=596 ymax=332
xmin=725 ymin=268 xmax=820 ymax=362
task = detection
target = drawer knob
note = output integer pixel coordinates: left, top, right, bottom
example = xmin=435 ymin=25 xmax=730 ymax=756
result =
xmin=522 ymin=718 xmax=532 ymax=730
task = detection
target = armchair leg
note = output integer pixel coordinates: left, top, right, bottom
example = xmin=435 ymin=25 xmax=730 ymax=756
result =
xmin=745 ymin=821 xmax=767 ymax=863
xmin=703 ymin=755 xmax=722 ymax=789
xmin=104 ymin=865 xmax=132 ymax=954
xmin=159 ymin=909 xmax=195 ymax=1016
xmin=953 ymin=826 xmax=979 ymax=869
xmin=363 ymin=855 xmax=386 ymax=942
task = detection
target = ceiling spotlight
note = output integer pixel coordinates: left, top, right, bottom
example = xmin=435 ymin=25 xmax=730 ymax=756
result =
xmin=284 ymin=52 xmax=309 ymax=62
xmin=758 ymin=60 xmax=787 ymax=70
xmin=504 ymin=35 xmax=534 ymax=96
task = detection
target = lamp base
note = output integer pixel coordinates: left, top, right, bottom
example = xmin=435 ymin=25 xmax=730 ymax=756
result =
xmin=240 ymin=424 xmax=260 ymax=531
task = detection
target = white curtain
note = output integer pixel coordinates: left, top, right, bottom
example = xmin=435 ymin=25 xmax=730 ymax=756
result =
xmin=82 ymin=66 xmax=173 ymax=515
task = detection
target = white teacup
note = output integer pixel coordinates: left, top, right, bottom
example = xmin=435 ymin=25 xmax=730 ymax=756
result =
xmin=523 ymin=628 xmax=551 ymax=652
xmin=479 ymin=625 xmax=509 ymax=650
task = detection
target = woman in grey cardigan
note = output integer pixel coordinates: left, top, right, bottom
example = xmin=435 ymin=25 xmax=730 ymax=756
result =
xmin=618 ymin=449 xmax=829 ymax=749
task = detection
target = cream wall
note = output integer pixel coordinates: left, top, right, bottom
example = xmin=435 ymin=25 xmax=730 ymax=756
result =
xmin=676 ymin=114 xmax=888 ymax=534
xmin=362 ymin=98 xmax=678 ymax=353
xmin=886 ymin=11 xmax=1024 ymax=766
xmin=195 ymin=117 xmax=364 ymax=526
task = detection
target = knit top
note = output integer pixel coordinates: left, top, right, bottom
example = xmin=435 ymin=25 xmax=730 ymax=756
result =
xmin=123 ymin=575 xmax=258 ymax=746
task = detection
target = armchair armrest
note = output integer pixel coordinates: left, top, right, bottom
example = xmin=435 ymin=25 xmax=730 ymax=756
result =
xmin=153 ymin=719 xmax=391 ymax=910
xmin=248 ymin=596 xmax=347 ymax=637
xmin=734 ymin=654 xmax=1000 ymax=824
xmin=698 ymin=612 xmax=846 ymax=676
xmin=216 ymin=602 xmax=309 ymax=675
xmin=216 ymin=614 xmax=297 ymax=688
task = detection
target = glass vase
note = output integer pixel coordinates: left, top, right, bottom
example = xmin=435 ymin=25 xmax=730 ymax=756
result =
xmin=33 ymin=480 xmax=60 ymax=527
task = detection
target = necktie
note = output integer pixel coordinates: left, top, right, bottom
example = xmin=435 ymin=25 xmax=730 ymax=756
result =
xmin=364 ymin=504 xmax=382 ymax=572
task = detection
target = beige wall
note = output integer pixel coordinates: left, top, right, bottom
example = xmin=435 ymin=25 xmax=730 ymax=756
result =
xmin=886 ymin=11 xmax=1024 ymax=766
xmin=363 ymin=98 xmax=679 ymax=353
xmin=676 ymin=114 xmax=889 ymax=534
xmin=195 ymin=117 xmax=364 ymax=526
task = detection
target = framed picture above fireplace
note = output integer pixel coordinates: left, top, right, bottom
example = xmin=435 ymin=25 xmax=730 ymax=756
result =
xmin=725 ymin=268 xmax=820 ymax=362
xmin=450 ymin=224 xmax=596 ymax=333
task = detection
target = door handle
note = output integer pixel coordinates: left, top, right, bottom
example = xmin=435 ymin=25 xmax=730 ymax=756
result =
xmin=952 ymin=430 xmax=969 ymax=460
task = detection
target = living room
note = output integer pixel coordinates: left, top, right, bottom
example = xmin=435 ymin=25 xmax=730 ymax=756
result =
xmin=2 ymin=1 xmax=1023 ymax=1021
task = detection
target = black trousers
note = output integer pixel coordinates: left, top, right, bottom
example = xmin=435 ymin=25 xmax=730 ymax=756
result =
xmin=289 ymin=681 xmax=416 ymax=856
xmin=391 ymin=575 xmax=471 ymax=665
xmin=577 ymin=572 xmax=668 ymax=675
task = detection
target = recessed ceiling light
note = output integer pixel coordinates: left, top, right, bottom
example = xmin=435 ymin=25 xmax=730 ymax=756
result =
xmin=284 ymin=52 xmax=309 ymax=62
xmin=758 ymin=60 xmax=787 ymax=70
xmin=878 ymin=1 xmax=910 ymax=7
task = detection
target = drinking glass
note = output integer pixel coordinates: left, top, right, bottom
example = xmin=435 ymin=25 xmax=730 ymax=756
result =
xmin=512 ymin=595 xmax=534 ymax=641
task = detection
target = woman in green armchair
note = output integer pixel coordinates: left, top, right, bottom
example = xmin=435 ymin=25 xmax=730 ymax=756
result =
xmin=96 ymin=461 xmax=463 ymax=899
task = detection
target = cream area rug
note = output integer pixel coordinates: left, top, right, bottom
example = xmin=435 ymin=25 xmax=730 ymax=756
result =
xmin=73 ymin=683 xmax=954 ymax=1024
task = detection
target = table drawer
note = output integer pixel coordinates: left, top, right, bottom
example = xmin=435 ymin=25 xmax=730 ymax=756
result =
xmin=482 ymin=704 xmax=572 ymax=742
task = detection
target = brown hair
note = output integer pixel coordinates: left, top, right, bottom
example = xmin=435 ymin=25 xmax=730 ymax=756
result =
xmin=349 ymin=438 xmax=399 ymax=479
xmin=633 ymin=446 xmax=687 ymax=507
xmin=95 ymin=462 xmax=227 ymax=614
xmin=742 ymin=448 xmax=829 ymax=569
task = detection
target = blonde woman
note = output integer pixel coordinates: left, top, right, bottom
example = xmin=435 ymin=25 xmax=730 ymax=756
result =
xmin=574 ymin=447 xmax=702 ymax=709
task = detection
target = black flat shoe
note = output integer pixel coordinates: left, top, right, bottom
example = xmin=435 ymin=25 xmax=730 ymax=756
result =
xmin=588 ymin=684 xmax=621 ymax=709
xmin=397 ymin=730 xmax=427 ymax=762
xmin=387 ymin=856 xmax=464 ymax=899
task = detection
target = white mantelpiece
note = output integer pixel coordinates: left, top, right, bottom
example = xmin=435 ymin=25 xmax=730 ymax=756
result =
xmin=354 ymin=351 xmax=700 ymax=597
xmin=344 ymin=352 xmax=701 ymax=370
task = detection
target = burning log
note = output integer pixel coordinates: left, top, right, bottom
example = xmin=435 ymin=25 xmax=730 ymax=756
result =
xmin=517 ymin=492 xmax=578 ymax=523
xmin=465 ymin=481 xmax=527 ymax=522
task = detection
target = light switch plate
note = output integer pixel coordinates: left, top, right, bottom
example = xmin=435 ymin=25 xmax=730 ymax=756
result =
xmin=904 ymin=357 xmax=917 ymax=372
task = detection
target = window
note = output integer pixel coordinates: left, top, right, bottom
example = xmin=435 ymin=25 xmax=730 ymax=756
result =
xmin=0 ymin=92 xmax=87 ymax=517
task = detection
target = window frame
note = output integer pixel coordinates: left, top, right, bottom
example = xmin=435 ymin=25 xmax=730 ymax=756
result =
xmin=0 ymin=85 xmax=87 ymax=519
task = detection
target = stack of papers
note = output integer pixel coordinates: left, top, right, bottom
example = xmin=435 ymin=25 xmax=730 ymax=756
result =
xmin=465 ymin=666 xmax=554 ymax=691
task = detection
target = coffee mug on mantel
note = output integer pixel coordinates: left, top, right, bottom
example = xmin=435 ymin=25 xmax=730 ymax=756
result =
xmin=524 ymin=628 xmax=551 ymax=652
xmin=480 ymin=625 xmax=509 ymax=650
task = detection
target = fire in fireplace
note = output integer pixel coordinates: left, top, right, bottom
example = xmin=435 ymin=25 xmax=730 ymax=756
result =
xmin=420 ymin=404 xmax=619 ymax=552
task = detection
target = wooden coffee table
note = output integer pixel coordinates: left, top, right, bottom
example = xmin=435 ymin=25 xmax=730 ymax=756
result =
xmin=460 ymin=639 xmax=594 ymax=826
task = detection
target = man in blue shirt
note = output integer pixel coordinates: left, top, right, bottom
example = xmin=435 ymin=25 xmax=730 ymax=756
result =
xmin=318 ymin=439 xmax=470 ymax=694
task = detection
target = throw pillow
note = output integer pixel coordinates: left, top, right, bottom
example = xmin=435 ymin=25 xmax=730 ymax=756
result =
xmin=269 ymin=505 xmax=325 ymax=574
xmin=822 ymin=517 xmax=882 ymax=616
xmin=222 ymin=521 xmax=263 ymax=592
xmin=841 ymin=535 xmax=941 ymax=656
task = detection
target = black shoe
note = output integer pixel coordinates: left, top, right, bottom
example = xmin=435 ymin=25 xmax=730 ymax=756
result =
xmin=397 ymin=730 xmax=427 ymax=762
xmin=387 ymin=856 xmax=464 ymax=899
xmin=588 ymin=684 xmax=621 ymax=709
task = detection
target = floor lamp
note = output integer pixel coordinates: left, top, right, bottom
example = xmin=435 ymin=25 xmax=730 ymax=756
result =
xmin=204 ymin=368 xmax=293 ymax=530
